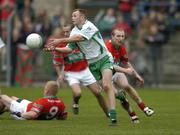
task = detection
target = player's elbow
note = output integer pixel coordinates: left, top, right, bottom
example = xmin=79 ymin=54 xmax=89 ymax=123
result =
xmin=31 ymin=112 xmax=39 ymax=119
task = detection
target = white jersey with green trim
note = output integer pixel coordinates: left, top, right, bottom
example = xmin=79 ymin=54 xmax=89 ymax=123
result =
xmin=69 ymin=20 xmax=109 ymax=63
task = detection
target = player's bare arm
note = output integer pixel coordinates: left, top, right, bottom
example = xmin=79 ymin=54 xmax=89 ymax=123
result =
xmin=44 ymin=46 xmax=73 ymax=53
xmin=126 ymin=62 xmax=144 ymax=85
xmin=113 ymin=65 xmax=134 ymax=75
xmin=21 ymin=111 xmax=39 ymax=120
xmin=55 ymin=47 xmax=73 ymax=53
xmin=47 ymin=34 xmax=85 ymax=47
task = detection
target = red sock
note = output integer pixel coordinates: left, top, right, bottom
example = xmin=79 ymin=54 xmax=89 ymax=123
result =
xmin=138 ymin=102 xmax=146 ymax=110
xmin=129 ymin=111 xmax=136 ymax=117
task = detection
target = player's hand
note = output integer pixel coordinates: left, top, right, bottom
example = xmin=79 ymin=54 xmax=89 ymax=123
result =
xmin=135 ymin=74 xmax=144 ymax=85
xmin=57 ymin=74 xmax=65 ymax=85
xmin=43 ymin=46 xmax=56 ymax=52
xmin=46 ymin=39 xmax=61 ymax=47
xmin=56 ymin=111 xmax=68 ymax=120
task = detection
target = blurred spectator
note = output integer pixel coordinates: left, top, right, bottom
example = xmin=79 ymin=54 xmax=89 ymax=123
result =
xmin=118 ymin=0 xmax=139 ymax=25
xmin=98 ymin=8 xmax=116 ymax=39
xmin=156 ymin=11 xmax=170 ymax=42
xmin=168 ymin=0 xmax=177 ymax=16
xmin=112 ymin=14 xmax=132 ymax=36
xmin=131 ymin=6 xmax=140 ymax=29
xmin=143 ymin=23 xmax=166 ymax=87
xmin=47 ymin=27 xmax=63 ymax=41
xmin=136 ymin=10 xmax=157 ymax=46
xmin=35 ymin=8 xmax=52 ymax=42
xmin=94 ymin=9 xmax=105 ymax=25
xmin=14 ymin=16 xmax=34 ymax=87
xmin=0 ymin=0 xmax=15 ymax=37
xmin=17 ymin=0 xmax=35 ymax=22
xmin=167 ymin=0 xmax=179 ymax=30
xmin=33 ymin=8 xmax=52 ymax=69
xmin=51 ymin=6 xmax=67 ymax=29
xmin=0 ymin=0 xmax=15 ymax=71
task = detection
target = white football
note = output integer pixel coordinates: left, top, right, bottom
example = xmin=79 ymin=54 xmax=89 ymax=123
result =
xmin=26 ymin=33 xmax=42 ymax=48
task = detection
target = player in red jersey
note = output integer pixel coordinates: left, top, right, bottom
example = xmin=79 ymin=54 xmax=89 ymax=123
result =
xmin=106 ymin=28 xmax=154 ymax=117
xmin=50 ymin=24 xmax=108 ymax=116
xmin=0 ymin=81 xmax=67 ymax=120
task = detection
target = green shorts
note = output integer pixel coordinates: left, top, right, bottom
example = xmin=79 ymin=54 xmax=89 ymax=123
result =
xmin=89 ymin=55 xmax=113 ymax=81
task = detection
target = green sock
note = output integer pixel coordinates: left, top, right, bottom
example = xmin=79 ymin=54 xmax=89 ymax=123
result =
xmin=109 ymin=109 xmax=117 ymax=120
xmin=115 ymin=90 xmax=126 ymax=102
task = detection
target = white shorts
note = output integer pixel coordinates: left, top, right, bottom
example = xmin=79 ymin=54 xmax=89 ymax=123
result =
xmin=64 ymin=67 xmax=96 ymax=86
xmin=10 ymin=99 xmax=32 ymax=114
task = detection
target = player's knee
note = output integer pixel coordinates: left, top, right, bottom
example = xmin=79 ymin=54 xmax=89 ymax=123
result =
xmin=102 ymin=83 xmax=111 ymax=91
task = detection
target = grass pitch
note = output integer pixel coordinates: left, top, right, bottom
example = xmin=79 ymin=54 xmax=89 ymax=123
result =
xmin=0 ymin=86 xmax=180 ymax=135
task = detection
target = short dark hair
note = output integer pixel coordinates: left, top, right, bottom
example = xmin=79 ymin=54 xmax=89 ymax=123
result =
xmin=73 ymin=9 xmax=87 ymax=17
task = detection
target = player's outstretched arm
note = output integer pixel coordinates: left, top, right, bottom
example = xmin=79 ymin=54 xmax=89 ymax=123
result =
xmin=21 ymin=111 xmax=39 ymax=120
xmin=47 ymin=35 xmax=85 ymax=47
xmin=55 ymin=47 xmax=73 ymax=53
xmin=43 ymin=46 xmax=73 ymax=53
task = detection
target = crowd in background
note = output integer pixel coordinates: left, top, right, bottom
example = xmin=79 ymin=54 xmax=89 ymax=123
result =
xmin=0 ymin=0 xmax=180 ymax=87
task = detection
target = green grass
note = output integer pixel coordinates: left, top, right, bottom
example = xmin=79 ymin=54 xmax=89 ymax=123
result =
xmin=0 ymin=86 xmax=180 ymax=135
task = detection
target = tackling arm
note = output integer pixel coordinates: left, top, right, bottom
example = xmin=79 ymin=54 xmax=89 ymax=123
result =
xmin=125 ymin=62 xmax=144 ymax=85
xmin=113 ymin=65 xmax=134 ymax=75
xmin=54 ymin=47 xmax=73 ymax=53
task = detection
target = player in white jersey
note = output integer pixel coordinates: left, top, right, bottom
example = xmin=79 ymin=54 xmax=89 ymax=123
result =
xmin=69 ymin=20 xmax=108 ymax=62
xmin=45 ymin=9 xmax=131 ymax=124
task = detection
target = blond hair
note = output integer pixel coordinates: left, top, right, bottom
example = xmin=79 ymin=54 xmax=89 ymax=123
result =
xmin=44 ymin=81 xmax=58 ymax=96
